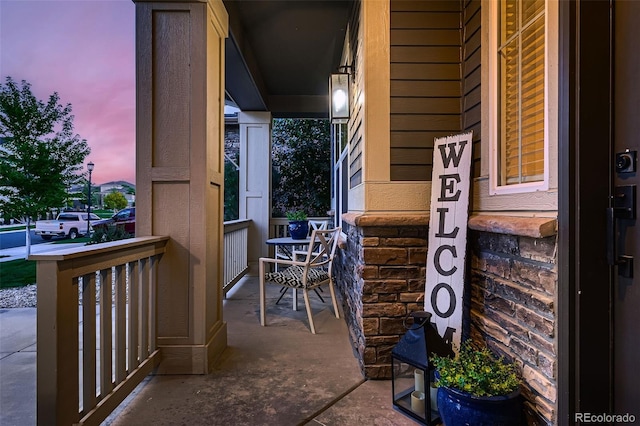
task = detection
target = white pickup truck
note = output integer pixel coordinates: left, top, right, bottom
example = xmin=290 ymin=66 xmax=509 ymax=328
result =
xmin=34 ymin=212 xmax=101 ymax=240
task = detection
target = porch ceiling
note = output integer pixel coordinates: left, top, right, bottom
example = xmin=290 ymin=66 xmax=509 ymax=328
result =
xmin=223 ymin=0 xmax=352 ymax=118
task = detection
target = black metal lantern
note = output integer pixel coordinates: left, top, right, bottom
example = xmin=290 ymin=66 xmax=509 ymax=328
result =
xmin=329 ymin=72 xmax=350 ymax=124
xmin=391 ymin=311 xmax=454 ymax=425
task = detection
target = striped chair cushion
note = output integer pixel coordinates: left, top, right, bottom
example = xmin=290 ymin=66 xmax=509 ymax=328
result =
xmin=264 ymin=265 xmax=329 ymax=288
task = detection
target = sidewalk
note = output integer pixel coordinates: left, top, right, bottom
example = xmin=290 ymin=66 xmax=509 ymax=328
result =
xmin=0 ymin=308 xmax=37 ymax=425
xmin=0 ymin=238 xmax=86 ymax=263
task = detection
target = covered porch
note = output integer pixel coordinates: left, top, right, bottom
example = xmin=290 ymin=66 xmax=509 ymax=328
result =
xmin=2 ymin=273 xmax=416 ymax=425
xmin=26 ymin=0 xmax=562 ymax=424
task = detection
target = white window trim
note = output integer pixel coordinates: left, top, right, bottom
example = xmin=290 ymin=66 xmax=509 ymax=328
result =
xmin=332 ymin=123 xmax=349 ymax=227
xmin=488 ymin=0 xmax=551 ymax=196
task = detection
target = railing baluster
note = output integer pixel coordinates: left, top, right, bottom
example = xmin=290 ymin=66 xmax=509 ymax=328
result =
xmin=115 ymin=264 xmax=127 ymax=383
xmin=128 ymin=261 xmax=139 ymax=370
xmin=82 ymin=273 xmax=97 ymax=413
xmin=149 ymin=256 xmax=158 ymax=352
xmin=139 ymin=258 xmax=150 ymax=359
xmin=100 ymin=268 xmax=114 ymax=397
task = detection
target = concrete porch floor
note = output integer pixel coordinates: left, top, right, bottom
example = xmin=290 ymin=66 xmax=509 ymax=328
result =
xmin=0 ymin=275 xmax=419 ymax=425
xmin=106 ymin=276 xmax=418 ymax=425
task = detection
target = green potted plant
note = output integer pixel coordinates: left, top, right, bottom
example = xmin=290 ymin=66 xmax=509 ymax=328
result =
xmin=286 ymin=210 xmax=309 ymax=239
xmin=431 ymin=340 xmax=522 ymax=425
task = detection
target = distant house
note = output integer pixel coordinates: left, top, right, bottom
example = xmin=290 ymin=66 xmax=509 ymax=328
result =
xmin=98 ymin=181 xmax=136 ymax=207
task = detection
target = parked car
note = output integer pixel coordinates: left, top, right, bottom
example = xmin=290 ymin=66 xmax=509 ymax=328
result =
xmin=91 ymin=207 xmax=135 ymax=235
xmin=34 ymin=212 xmax=101 ymax=240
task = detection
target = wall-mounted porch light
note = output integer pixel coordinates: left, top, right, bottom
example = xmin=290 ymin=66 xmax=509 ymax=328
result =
xmin=329 ymin=72 xmax=350 ymax=124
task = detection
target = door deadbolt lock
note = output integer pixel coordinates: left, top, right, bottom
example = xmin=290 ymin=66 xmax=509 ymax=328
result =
xmin=615 ymin=149 xmax=637 ymax=174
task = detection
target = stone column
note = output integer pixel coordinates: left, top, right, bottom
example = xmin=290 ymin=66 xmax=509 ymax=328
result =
xmin=238 ymin=111 xmax=272 ymax=274
xmin=134 ymin=0 xmax=228 ymax=374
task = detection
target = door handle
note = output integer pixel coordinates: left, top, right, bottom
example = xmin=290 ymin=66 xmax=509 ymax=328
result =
xmin=607 ymin=185 xmax=636 ymax=277
xmin=607 ymin=207 xmax=617 ymax=266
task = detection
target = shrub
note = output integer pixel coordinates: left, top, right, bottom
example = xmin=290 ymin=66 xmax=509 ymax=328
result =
xmin=431 ymin=340 xmax=520 ymax=397
xmin=87 ymin=226 xmax=132 ymax=245
xmin=286 ymin=210 xmax=307 ymax=221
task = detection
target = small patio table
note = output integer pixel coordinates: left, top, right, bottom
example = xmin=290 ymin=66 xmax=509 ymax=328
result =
xmin=265 ymin=236 xmax=311 ymax=311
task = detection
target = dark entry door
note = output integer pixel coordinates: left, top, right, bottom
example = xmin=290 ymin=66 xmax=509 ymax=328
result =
xmin=612 ymin=0 xmax=640 ymax=414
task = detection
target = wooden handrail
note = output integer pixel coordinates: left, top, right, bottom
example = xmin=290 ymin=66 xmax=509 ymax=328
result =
xmin=32 ymin=236 xmax=169 ymax=426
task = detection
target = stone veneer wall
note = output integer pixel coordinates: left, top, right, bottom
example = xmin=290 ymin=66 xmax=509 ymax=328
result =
xmin=334 ymin=213 xmax=429 ymax=379
xmin=335 ymin=213 xmax=558 ymax=425
xmin=468 ymin=216 xmax=557 ymax=425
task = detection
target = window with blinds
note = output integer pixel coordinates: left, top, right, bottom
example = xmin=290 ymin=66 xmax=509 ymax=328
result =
xmin=498 ymin=0 xmax=545 ymax=186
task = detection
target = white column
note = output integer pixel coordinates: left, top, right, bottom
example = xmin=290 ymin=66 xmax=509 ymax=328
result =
xmin=238 ymin=111 xmax=272 ymax=274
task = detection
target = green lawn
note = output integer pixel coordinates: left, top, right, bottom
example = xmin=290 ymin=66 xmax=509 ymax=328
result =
xmin=0 ymin=225 xmax=28 ymax=232
xmin=0 ymin=259 xmax=36 ymax=289
xmin=93 ymin=209 xmax=116 ymax=218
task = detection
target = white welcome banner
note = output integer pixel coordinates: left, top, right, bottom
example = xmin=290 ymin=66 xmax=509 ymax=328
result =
xmin=424 ymin=131 xmax=473 ymax=351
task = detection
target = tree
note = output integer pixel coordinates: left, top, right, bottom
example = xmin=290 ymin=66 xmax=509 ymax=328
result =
xmin=122 ymin=184 xmax=135 ymax=195
xmin=0 ymin=77 xmax=90 ymax=255
xmin=78 ymin=180 xmax=100 ymax=208
xmin=224 ymin=157 xmax=239 ymax=221
xmin=103 ymin=191 xmax=128 ymax=211
xmin=271 ymin=119 xmax=331 ymax=217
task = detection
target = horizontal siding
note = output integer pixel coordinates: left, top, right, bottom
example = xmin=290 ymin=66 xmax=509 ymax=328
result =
xmin=465 ymin=4 xmax=481 ymax=42
xmin=463 ymin=103 xmax=481 ymax=129
xmin=463 ymin=0 xmax=481 ymax=178
xmin=390 ymin=0 xmax=462 ymax=181
xmin=391 ymin=165 xmax=433 ymax=181
xmin=391 ymin=148 xmax=434 ymax=165
xmin=391 ymin=46 xmax=460 ymax=63
xmin=392 ymin=80 xmax=461 ymax=97
xmin=463 ymin=67 xmax=481 ymax=95
xmin=391 ymin=63 xmax=460 ymax=80
xmin=467 ymin=122 xmax=482 ymax=163
xmin=464 ymin=85 xmax=481 ymax=112
xmin=465 ymin=25 xmax=481 ymax=59
xmin=348 ymin=0 xmax=362 ymax=188
xmin=391 ymin=114 xmax=461 ymax=131
xmin=465 ymin=0 xmax=481 ymax=18
xmin=391 ymin=97 xmax=460 ymax=114
xmin=391 ymin=29 xmax=461 ymax=45
xmin=464 ymin=48 xmax=481 ymax=77
xmin=391 ymin=131 xmax=454 ymax=148
xmin=391 ymin=12 xmax=460 ymax=29
xmin=391 ymin=1 xmax=463 ymax=12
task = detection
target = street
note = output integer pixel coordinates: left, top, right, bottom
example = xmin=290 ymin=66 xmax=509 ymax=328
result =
xmin=0 ymin=229 xmax=50 ymax=250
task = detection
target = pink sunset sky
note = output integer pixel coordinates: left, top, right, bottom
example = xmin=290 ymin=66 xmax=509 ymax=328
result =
xmin=1 ymin=0 xmax=136 ymax=185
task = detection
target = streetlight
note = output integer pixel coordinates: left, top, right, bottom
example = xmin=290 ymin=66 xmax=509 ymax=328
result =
xmin=87 ymin=161 xmax=95 ymax=236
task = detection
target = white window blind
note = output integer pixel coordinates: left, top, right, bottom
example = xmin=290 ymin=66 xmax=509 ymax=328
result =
xmin=498 ymin=0 xmax=545 ymax=186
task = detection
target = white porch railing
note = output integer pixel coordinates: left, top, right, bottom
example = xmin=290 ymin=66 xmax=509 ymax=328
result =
xmin=223 ymin=219 xmax=251 ymax=294
xmin=269 ymin=217 xmax=332 ymax=238
xmin=31 ymin=236 xmax=169 ymax=426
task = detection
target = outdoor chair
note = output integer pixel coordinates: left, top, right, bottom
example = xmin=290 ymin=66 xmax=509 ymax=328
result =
xmin=291 ymin=219 xmax=329 ymax=261
xmin=259 ymin=227 xmax=342 ymax=334
xmin=275 ymin=219 xmax=327 ymax=261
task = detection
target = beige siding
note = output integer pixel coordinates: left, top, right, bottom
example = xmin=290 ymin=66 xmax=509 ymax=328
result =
xmin=463 ymin=0 xmax=482 ymax=178
xmin=348 ymin=0 xmax=363 ymax=188
xmin=390 ymin=0 xmax=462 ymax=181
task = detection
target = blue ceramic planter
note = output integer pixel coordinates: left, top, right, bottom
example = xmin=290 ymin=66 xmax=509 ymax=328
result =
xmin=437 ymin=386 xmax=522 ymax=426
xmin=289 ymin=220 xmax=309 ymax=240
